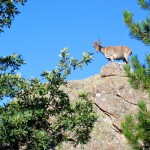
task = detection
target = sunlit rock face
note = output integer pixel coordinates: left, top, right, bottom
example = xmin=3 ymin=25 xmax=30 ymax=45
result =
xmin=101 ymin=62 xmax=127 ymax=77
xmin=60 ymin=63 xmax=149 ymax=150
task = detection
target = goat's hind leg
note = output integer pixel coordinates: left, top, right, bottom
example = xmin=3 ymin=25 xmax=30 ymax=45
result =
xmin=123 ymin=58 xmax=127 ymax=64
xmin=124 ymin=55 xmax=130 ymax=64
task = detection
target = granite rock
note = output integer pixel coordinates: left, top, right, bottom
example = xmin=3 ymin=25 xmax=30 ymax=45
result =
xmin=59 ymin=63 xmax=149 ymax=150
xmin=101 ymin=62 xmax=127 ymax=77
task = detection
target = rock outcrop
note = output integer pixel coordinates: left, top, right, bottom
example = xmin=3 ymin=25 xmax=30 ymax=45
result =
xmin=101 ymin=62 xmax=127 ymax=77
xmin=60 ymin=63 xmax=149 ymax=150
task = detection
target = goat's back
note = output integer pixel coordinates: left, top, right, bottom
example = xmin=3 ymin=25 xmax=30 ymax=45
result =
xmin=103 ymin=46 xmax=132 ymax=55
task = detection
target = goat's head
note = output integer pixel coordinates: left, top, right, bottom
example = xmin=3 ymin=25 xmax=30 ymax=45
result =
xmin=93 ymin=40 xmax=102 ymax=52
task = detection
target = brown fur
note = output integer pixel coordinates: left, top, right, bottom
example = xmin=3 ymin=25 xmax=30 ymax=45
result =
xmin=93 ymin=41 xmax=132 ymax=64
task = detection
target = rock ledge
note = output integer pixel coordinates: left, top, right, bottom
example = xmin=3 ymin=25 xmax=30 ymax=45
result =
xmin=101 ymin=62 xmax=127 ymax=77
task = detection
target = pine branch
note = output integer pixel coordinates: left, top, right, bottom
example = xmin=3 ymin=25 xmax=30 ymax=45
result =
xmin=123 ymin=10 xmax=150 ymax=45
xmin=138 ymin=0 xmax=150 ymax=10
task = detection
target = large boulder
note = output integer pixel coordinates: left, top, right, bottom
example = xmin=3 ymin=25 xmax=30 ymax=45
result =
xmin=101 ymin=62 xmax=127 ymax=77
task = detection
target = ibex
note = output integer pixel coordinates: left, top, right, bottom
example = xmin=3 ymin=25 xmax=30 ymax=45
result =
xmin=93 ymin=40 xmax=132 ymax=64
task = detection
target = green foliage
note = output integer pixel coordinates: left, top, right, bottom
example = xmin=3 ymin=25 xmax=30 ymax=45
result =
xmin=0 ymin=0 xmax=27 ymax=33
xmin=123 ymin=0 xmax=150 ymax=45
xmin=123 ymin=61 xmax=150 ymax=149
xmin=121 ymin=115 xmax=139 ymax=149
xmin=0 ymin=1 xmax=97 ymax=149
xmin=0 ymin=54 xmax=26 ymax=100
xmin=138 ymin=0 xmax=150 ymax=10
xmin=70 ymin=93 xmax=97 ymax=145
xmin=0 ymin=53 xmax=25 ymax=73
xmin=122 ymin=0 xmax=150 ymax=149
xmin=0 ymin=48 xmax=97 ymax=150
xmin=124 ymin=54 xmax=150 ymax=91
xmin=122 ymin=101 xmax=150 ymax=150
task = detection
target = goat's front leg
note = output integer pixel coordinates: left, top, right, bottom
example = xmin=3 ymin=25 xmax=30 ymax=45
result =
xmin=109 ymin=56 xmax=114 ymax=63
xmin=106 ymin=55 xmax=113 ymax=63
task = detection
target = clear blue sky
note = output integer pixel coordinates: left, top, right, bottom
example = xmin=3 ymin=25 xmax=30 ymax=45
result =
xmin=1 ymin=0 xmax=149 ymax=80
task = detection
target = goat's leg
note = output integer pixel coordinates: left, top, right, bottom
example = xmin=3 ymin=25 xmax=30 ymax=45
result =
xmin=124 ymin=55 xmax=130 ymax=64
xmin=109 ymin=56 xmax=114 ymax=63
xmin=107 ymin=58 xmax=113 ymax=63
xmin=107 ymin=58 xmax=111 ymax=63
xmin=123 ymin=58 xmax=127 ymax=64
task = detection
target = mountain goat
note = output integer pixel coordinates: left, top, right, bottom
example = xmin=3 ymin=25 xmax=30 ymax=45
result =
xmin=93 ymin=40 xmax=132 ymax=64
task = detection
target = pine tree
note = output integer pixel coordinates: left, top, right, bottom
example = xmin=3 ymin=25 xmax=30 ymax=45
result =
xmin=123 ymin=0 xmax=150 ymax=45
xmin=0 ymin=2 xmax=97 ymax=149
xmin=121 ymin=0 xmax=150 ymax=149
